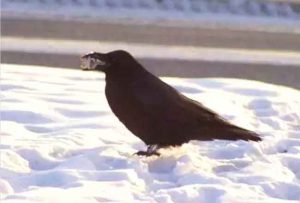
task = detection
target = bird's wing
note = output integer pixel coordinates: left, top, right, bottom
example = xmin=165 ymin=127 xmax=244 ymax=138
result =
xmin=132 ymin=77 xmax=225 ymax=124
xmin=132 ymin=77 xmax=174 ymax=108
xmin=132 ymin=77 xmax=260 ymax=141
xmin=178 ymin=95 xmax=229 ymax=124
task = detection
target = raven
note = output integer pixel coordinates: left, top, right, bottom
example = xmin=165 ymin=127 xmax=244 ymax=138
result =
xmin=80 ymin=50 xmax=261 ymax=156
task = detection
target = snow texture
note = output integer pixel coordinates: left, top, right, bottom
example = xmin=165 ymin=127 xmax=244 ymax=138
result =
xmin=1 ymin=0 xmax=299 ymax=26
xmin=1 ymin=64 xmax=300 ymax=202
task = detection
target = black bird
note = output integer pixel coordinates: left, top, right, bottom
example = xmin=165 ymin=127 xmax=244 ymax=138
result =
xmin=80 ymin=50 xmax=261 ymax=156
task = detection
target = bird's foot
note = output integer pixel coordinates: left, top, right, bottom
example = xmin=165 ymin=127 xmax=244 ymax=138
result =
xmin=134 ymin=145 xmax=160 ymax=157
xmin=135 ymin=151 xmax=160 ymax=156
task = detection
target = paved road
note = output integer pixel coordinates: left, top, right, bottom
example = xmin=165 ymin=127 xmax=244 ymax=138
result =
xmin=2 ymin=17 xmax=300 ymax=89
xmin=2 ymin=18 xmax=300 ymax=51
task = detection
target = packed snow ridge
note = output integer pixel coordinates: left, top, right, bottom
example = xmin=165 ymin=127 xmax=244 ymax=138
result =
xmin=1 ymin=64 xmax=300 ymax=203
xmin=2 ymin=0 xmax=300 ymax=21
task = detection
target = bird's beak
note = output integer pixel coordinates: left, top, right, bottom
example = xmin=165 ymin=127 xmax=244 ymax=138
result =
xmin=80 ymin=56 xmax=91 ymax=70
xmin=80 ymin=54 xmax=106 ymax=71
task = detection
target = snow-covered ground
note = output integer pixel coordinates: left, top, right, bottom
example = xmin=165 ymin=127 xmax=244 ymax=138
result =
xmin=1 ymin=64 xmax=300 ymax=202
xmin=2 ymin=0 xmax=300 ymax=31
xmin=2 ymin=0 xmax=300 ymax=18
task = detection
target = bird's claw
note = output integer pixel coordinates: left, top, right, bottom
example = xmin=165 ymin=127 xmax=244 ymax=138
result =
xmin=134 ymin=145 xmax=160 ymax=156
xmin=135 ymin=150 xmax=160 ymax=156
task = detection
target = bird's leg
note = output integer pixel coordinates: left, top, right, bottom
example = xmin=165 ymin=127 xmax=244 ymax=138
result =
xmin=147 ymin=145 xmax=159 ymax=154
xmin=135 ymin=145 xmax=160 ymax=156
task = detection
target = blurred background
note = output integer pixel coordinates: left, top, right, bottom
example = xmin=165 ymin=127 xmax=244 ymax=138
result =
xmin=1 ymin=0 xmax=300 ymax=89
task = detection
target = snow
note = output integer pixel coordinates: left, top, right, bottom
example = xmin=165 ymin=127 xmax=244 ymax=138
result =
xmin=1 ymin=64 xmax=300 ymax=203
xmin=2 ymin=0 xmax=300 ymax=32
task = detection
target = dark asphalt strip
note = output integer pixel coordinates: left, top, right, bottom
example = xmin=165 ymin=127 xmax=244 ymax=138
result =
xmin=2 ymin=18 xmax=300 ymax=51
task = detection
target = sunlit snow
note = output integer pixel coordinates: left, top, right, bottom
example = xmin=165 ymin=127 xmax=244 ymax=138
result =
xmin=1 ymin=64 xmax=300 ymax=203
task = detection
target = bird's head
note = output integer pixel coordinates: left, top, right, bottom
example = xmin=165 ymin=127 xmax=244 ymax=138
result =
xmin=80 ymin=50 xmax=135 ymax=73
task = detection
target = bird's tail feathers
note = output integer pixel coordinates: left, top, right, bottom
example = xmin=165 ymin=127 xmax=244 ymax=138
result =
xmin=217 ymin=126 xmax=261 ymax=142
